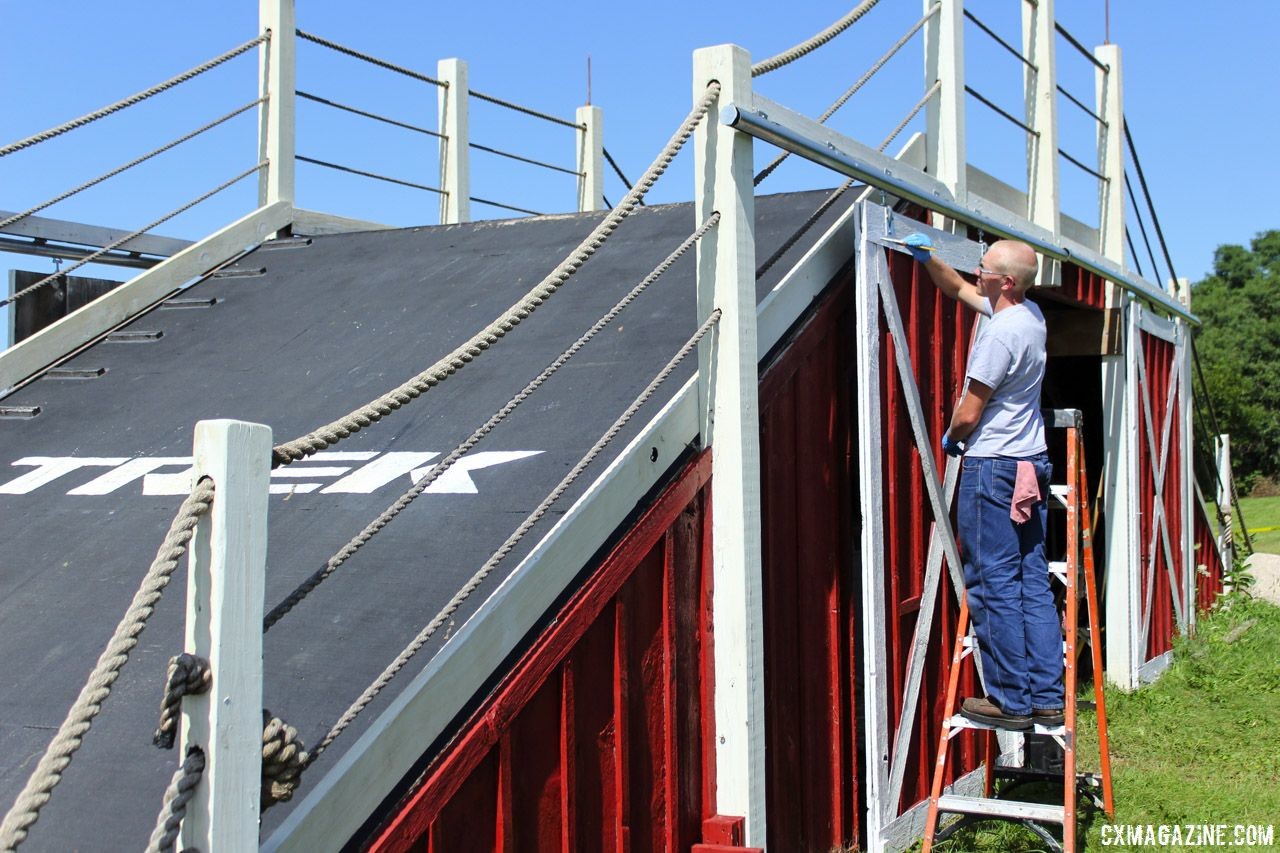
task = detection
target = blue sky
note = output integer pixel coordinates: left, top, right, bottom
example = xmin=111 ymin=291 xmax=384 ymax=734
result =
xmin=2 ymin=1 xmax=1276 ymax=344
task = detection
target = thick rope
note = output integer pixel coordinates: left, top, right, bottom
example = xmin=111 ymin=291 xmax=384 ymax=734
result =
xmin=152 ymin=654 xmax=212 ymax=750
xmin=262 ymin=213 xmax=720 ymax=631
xmin=303 ymin=310 xmax=721 ymax=768
xmin=754 ymin=4 xmax=937 ymax=185
xmin=296 ymin=29 xmax=445 ymax=87
xmin=751 ymin=0 xmax=881 ymax=77
xmin=0 ymin=479 xmax=215 ymax=851
xmin=270 ymin=83 xmax=722 ymax=468
xmin=261 ymin=712 xmax=309 ymax=809
xmin=756 ymin=81 xmax=938 ymax=281
xmin=0 ymin=162 xmax=268 ymax=310
xmin=0 ymin=35 xmax=267 ymax=158
xmin=0 ymin=99 xmax=265 ymax=233
xmin=145 ymin=748 xmax=205 ymax=853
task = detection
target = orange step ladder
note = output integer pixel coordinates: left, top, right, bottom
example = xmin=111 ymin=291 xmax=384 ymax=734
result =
xmin=922 ymin=409 xmax=1115 ymax=852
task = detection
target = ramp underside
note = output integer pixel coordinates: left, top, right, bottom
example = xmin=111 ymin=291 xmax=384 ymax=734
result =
xmin=0 ymin=189 xmax=849 ymax=846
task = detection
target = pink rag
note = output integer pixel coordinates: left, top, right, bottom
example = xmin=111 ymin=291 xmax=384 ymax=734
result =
xmin=1011 ymin=461 xmax=1040 ymax=523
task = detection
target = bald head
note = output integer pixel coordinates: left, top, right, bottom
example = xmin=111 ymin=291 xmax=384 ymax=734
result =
xmin=986 ymin=240 xmax=1038 ymax=294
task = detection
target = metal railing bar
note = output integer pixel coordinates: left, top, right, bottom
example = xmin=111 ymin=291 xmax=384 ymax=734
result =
xmin=0 ymin=98 xmax=264 ymax=233
xmin=297 ymin=155 xmax=444 ymax=195
xmin=296 ymin=29 xmax=446 ymax=87
xmin=603 ymin=147 xmax=635 ymax=190
xmin=1124 ymin=227 xmax=1146 ymax=278
xmin=468 ymin=142 xmax=583 ymax=177
xmin=468 ymin=89 xmax=584 ymax=130
xmin=0 ymin=34 xmax=267 ymax=158
xmin=963 ymin=9 xmax=1036 ymax=70
xmin=297 ymin=90 xmax=444 ymax=139
xmin=1055 ymin=22 xmax=1109 ymax=71
xmin=1124 ymin=171 xmax=1163 ymax=285
xmin=468 ymin=196 xmax=543 ymax=216
xmin=1059 ymin=147 xmax=1107 ymax=182
xmin=965 ymin=85 xmax=1039 ymax=137
xmin=1057 ymin=84 xmax=1107 ymax=126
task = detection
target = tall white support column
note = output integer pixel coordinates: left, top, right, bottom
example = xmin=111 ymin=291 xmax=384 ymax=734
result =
xmin=924 ymin=0 xmax=966 ymax=205
xmin=258 ymin=0 xmax=296 ymax=216
xmin=1216 ymin=434 xmax=1235 ymax=583
xmin=1177 ymin=278 xmax=1195 ymax=626
xmin=1094 ymin=41 xmax=1135 ymax=688
xmin=692 ymin=43 xmax=767 ymax=846
xmin=180 ymin=419 xmax=271 ymax=850
xmin=1022 ymin=0 xmax=1061 ymax=285
xmin=437 ymin=59 xmax=471 ymax=224
xmin=576 ymin=105 xmax=605 ymax=212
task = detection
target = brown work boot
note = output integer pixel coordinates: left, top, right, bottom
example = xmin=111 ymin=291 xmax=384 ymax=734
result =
xmin=1032 ymin=708 xmax=1065 ymax=727
xmin=960 ymin=697 xmax=1031 ymax=730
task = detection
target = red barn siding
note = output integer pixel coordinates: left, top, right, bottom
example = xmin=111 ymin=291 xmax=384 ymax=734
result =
xmin=369 ymin=452 xmax=715 ymax=852
xmin=1193 ymin=500 xmax=1225 ymax=611
xmin=758 ymin=281 xmax=858 ymax=851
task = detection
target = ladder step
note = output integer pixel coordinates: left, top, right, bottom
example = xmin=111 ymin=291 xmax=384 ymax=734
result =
xmin=946 ymin=714 xmax=1066 ymax=736
xmin=1048 ymin=561 xmax=1067 ymax=582
xmin=1049 ymin=484 xmax=1070 ymax=507
xmin=936 ymin=794 xmax=1065 ymax=824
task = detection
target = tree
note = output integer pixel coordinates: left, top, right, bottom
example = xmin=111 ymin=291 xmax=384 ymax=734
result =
xmin=1192 ymin=230 xmax=1280 ymax=489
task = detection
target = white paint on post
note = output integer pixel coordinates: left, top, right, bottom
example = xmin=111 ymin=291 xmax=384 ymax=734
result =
xmin=180 ymin=419 xmax=271 ymax=851
xmin=576 ymin=105 xmax=604 ymax=212
xmin=924 ymin=0 xmax=966 ymax=204
xmin=258 ymin=0 xmax=296 ymax=211
xmin=1216 ymin=434 xmax=1235 ymax=585
xmin=1095 ymin=45 xmax=1124 ymax=261
xmin=1107 ymin=304 xmax=1143 ymax=690
xmin=1179 ymin=317 xmax=1196 ymax=627
xmin=437 ymin=59 xmax=471 ymax=224
xmin=692 ymin=43 xmax=767 ymax=844
xmin=1022 ymin=0 xmax=1061 ymax=286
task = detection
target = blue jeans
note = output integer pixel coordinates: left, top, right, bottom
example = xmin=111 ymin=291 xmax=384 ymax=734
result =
xmin=957 ymin=453 xmax=1063 ymax=715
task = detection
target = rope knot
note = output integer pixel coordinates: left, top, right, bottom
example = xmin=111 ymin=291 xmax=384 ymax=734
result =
xmin=153 ymin=655 xmax=213 ymax=750
xmin=261 ymin=711 xmax=310 ymax=809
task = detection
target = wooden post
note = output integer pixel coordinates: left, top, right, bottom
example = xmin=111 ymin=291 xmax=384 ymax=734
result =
xmin=576 ymin=105 xmax=604 ymax=212
xmin=258 ymin=0 xmax=296 ymax=216
xmin=692 ymin=43 xmax=767 ymax=846
xmin=437 ymin=59 xmax=471 ymax=224
xmin=924 ymin=0 xmax=966 ymax=206
xmin=1216 ymin=434 xmax=1235 ymax=587
xmin=1095 ymin=45 xmax=1124 ymax=263
xmin=1022 ymin=0 xmax=1060 ymax=285
xmin=180 ymin=419 xmax=272 ymax=850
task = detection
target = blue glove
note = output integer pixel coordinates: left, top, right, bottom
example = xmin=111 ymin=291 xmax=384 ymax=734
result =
xmin=904 ymin=232 xmax=934 ymax=264
xmin=941 ymin=433 xmax=964 ymax=457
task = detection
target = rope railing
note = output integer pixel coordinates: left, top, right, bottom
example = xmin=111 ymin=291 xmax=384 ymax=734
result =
xmin=966 ymin=85 xmax=1038 ymax=138
xmin=269 ymin=82 xmax=723 ymax=468
xmin=469 ymin=141 xmax=584 ymax=177
xmin=752 ymin=0 xmax=881 ymax=77
xmin=470 ymin=89 xmax=585 ymax=130
xmin=299 ymin=308 xmax=723 ymax=770
xmin=1125 ymin=227 xmax=1146 ymax=278
xmin=296 ymin=29 xmax=446 ymax=87
xmin=0 ymin=162 xmax=269 ymax=310
xmin=0 ymin=35 xmax=267 ymax=159
xmin=145 ymin=749 xmax=205 ymax=853
xmin=963 ymin=9 xmax=1036 ymax=70
xmin=297 ymin=90 xmax=444 ymax=139
xmin=0 ymin=479 xmax=215 ymax=850
xmin=756 ymin=80 xmax=938 ymax=280
xmin=0 ymin=99 xmax=265 ymax=234
xmin=297 ymin=155 xmax=444 ymax=196
xmin=1124 ymin=172 xmax=1163 ymax=284
xmin=755 ymin=4 xmax=937 ymax=186
xmin=1055 ymin=21 xmax=1109 ymax=72
xmin=262 ymin=213 xmax=720 ymax=631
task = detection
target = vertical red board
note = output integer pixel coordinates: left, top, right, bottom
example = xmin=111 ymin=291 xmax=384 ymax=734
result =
xmin=1192 ymin=500 xmax=1225 ymax=610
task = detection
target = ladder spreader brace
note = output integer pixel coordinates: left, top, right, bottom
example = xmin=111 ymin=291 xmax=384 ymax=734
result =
xmin=922 ymin=409 xmax=1115 ymax=853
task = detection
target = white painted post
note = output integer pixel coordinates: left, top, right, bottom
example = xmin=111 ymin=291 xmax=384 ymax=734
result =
xmin=258 ymin=0 xmax=296 ymax=215
xmin=923 ymin=0 xmax=966 ymax=205
xmin=1022 ymin=0 xmax=1061 ymax=285
xmin=576 ymin=105 xmax=605 ymax=212
xmin=179 ymin=419 xmax=272 ymax=850
xmin=1178 ymin=280 xmax=1195 ymax=627
xmin=692 ymin=43 xmax=767 ymax=845
xmin=437 ymin=59 xmax=471 ymax=224
xmin=1093 ymin=41 xmax=1136 ymax=687
xmin=1106 ymin=305 xmax=1143 ymax=690
xmin=1216 ymin=434 xmax=1235 ymax=586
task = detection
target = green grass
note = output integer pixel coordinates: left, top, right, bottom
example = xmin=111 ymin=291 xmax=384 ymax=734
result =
xmin=1239 ymin=496 xmax=1280 ymax=555
xmin=919 ymin=597 xmax=1280 ymax=852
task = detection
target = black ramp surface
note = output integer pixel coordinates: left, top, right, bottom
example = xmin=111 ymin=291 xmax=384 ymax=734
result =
xmin=0 ymin=189 xmax=850 ymax=848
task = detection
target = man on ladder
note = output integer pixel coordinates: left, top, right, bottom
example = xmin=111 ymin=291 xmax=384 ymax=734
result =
xmin=904 ymin=232 xmax=1064 ymax=730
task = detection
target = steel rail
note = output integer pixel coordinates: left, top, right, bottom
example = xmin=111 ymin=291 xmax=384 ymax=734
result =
xmin=468 ymin=196 xmax=542 ymax=216
xmin=1059 ymin=147 xmax=1107 ymax=182
xmin=297 ymin=91 xmax=443 ymax=138
xmin=296 ymin=155 xmax=444 ymax=195
xmin=963 ymin=9 xmax=1036 ymax=69
xmin=469 ymin=90 xmax=584 ymax=130
xmin=1055 ymin=21 xmax=1109 ymax=71
xmin=966 ymin=85 xmax=1038 ymax=137
xmin=1057 ymin=84 xmax=1107 ymax=126
xmin=469 ymin=141 xmax=583 ymax=177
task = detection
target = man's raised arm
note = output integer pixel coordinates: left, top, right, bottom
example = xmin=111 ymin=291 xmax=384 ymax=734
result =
xmin=903 ymin=233 xmax=991 ymax=316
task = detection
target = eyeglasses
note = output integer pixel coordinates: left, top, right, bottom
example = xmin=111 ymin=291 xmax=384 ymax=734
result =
xmin=976 ymin=265 xmax=1008 ymax=280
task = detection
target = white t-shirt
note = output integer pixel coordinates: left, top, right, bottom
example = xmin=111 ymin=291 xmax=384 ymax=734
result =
xmin=963 ymin=300 xmax=1047 ymax=458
